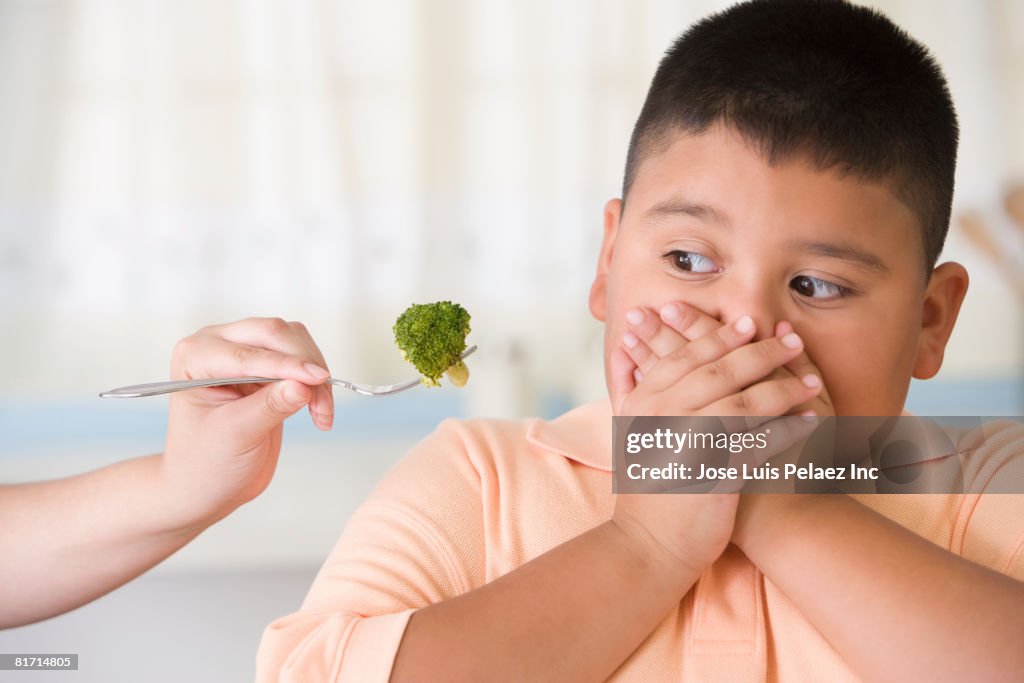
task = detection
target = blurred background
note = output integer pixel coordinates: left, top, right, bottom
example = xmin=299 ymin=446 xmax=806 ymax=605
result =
xmin=1 ymin=0 xmax=1022 ymax=680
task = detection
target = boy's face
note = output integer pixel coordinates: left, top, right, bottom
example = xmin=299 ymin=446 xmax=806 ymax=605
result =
xmin=590 ymin=124 xmax=967 ymax=416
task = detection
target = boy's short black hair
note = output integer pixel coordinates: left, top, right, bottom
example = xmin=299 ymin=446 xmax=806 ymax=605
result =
xmin=624 ymin=0 xmax=958 ymax=271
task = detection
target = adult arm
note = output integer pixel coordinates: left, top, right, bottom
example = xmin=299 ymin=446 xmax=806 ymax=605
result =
xmin=0 ymin=456 xmax=210 ymax=628
xmin=0 ymin=317 xmax=334 ymax=628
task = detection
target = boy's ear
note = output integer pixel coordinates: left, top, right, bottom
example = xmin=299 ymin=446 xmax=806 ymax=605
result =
xmin=912 ymin=262 xmax=969 ymax=379
xmin=589 ymin=198 xmax=623 ymax=322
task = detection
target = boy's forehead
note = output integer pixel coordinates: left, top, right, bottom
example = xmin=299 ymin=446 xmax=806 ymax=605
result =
xmin=626 ymin=125 xmax=921 ymax=257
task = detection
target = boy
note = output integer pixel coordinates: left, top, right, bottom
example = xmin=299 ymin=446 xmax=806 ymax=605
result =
xmin=252 ymin=1 xmax=1024 ymax=680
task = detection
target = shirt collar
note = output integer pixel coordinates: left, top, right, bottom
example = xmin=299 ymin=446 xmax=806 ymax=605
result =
xmin=526 ymin=398 xmax=613 ymax=471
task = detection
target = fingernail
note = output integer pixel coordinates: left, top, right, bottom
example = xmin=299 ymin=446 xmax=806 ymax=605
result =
xmin=801 ymin=374 xmax=821 ymax=388
xmin=313 ymin=410 xmax=333 ymax=430
xmin=660 ymin=303 xmax=680 ymax=321
xmin=633 ymin=368 xmax=644 ymax=383
xmin=734 ymin=316 xmax=754 ymax=334
xmin=626 ymin=309 xmax=644 ymax=325
xmin=799 ymin=411 xmax=816 ymax=421
xmin=304 ymin=363 xmax=329 ymax=380
xmin=781 ymin=332 xmax=802 ymax=349
xmin=623 ymin=332 xmax=639 ymax=348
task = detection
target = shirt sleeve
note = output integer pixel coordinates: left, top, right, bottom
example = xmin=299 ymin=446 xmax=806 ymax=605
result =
xmin=255 ymin=418 xmax=487 ymax=682
xmin=956 ymin=420 xmax=1024 ymax=582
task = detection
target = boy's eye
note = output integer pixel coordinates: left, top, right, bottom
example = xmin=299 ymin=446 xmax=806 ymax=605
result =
xmin=664 ymin=250 xmax=720 ymax=274
xmin=790 ymin=275 xmax=851 ymax=301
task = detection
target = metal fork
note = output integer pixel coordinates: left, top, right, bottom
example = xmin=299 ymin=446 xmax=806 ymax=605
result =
xmin=99 ymin=345 xmax=477 ymax=398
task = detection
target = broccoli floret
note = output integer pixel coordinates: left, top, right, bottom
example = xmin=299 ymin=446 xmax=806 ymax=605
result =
xmin=393 ymin=301 xmax=471 ymax=388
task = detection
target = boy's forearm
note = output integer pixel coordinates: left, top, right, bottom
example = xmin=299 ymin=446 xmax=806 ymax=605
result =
xmin=735 ymin=495 xmax=1024 ymax=682
xmin=391 ymin=519 xmax=698 ymax=683
xmin=0 ymin=454 xmax=214 ymax=628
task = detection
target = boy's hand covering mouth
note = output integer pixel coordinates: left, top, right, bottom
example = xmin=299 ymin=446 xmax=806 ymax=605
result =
xmin=612 ymin=302 xmax=833 ymax=418
xmin=608 ymin=301 xmax=830 ymax=586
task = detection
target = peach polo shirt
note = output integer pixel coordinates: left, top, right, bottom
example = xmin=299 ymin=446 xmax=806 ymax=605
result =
xmin=256 ymin=399 xmax=1024 ymax=682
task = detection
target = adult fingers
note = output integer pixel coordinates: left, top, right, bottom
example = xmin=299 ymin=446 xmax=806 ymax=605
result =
xmin=198 ymin=317 xmax=332 ymax=430
xmin=207 ymin=318 xmax=327 ymax=373
xmin=220 ymin=379 xmax=313 ymax=446
xmin=172 ymin=334 xmax=329 ymax=387
xmin=281 ymin=322 xmax=335 ymax=431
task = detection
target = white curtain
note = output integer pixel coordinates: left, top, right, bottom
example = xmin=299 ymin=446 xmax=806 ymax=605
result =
xmin=0 ymin=0 xmax=1021 ymax=402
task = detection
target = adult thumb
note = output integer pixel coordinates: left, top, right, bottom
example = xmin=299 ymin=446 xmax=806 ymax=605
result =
xmin=230 ymin=379 xmax=312 ymax=435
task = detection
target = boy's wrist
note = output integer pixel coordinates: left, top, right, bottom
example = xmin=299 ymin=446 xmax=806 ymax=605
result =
xmin=732 ymin=494 xmax=810 ymax=556
xmin=605 ymin=517 xmax=711 ymax=595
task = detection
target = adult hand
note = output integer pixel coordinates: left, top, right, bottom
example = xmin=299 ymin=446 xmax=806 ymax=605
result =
xmin=162 ymin=317 xmax=334 ymax=526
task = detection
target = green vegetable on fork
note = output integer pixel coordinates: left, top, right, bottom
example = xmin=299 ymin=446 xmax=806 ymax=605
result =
xmin=393 ymin=301 xmax=472 ymax=388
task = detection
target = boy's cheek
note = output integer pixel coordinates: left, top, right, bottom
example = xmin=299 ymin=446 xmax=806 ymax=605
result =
xmin=805 ymin=335 xmax=913 ymax=415
xmin=828 ymin=370 xmax=907 ymax=414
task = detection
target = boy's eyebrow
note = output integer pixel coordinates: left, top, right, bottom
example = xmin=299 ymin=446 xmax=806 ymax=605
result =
xmin=786 ymin=239 xmax=890 ymax=275
xmin=643 ymin=199 xmax=730 ymax=226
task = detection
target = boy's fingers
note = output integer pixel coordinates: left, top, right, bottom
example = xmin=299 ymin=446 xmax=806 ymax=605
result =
xmin=775 ymin=320 xmax=834 ymax=414
xmin=704 ymin=373 xmax=822 ymax=417
xmin=625 ymin=302 xmax=729 ymax=363
xmin=627 ymin=302 xmax=725 ymax=359
xmin=660 ymin=330 xmax=809 ymax=408
xmin=644 ymin=315 xmax=758 ymax=394
xmin=622 ymin=332 xmax=658 ymax=375
xmin=609 ymin=346 xmax=638 ymax=414
xmin=754 ymin=414 xmax=819 ymax=451
xmin=725 ymin=414 xmax=819 ymax=470
xmin=625 ymin=307 xmax=685 ymax=358
xmin=782 ymin=351 xmax=831 ymax=407
xmin=659 ymin=302 xmax=722 ymax=342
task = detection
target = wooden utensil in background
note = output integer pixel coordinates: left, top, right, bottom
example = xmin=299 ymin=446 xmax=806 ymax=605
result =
xmin=956 ymin=185 xmax=1024 ymax=302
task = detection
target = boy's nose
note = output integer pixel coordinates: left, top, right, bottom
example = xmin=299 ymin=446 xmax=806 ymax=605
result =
xmin=717 ymin=288 xmax=782 ymax=341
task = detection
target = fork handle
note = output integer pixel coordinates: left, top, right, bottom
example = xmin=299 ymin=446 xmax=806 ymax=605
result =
xmin=99 ymin=377 xmax=280 ymax=398
xmin=100 ymin=344 xmax=477 ymax=398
